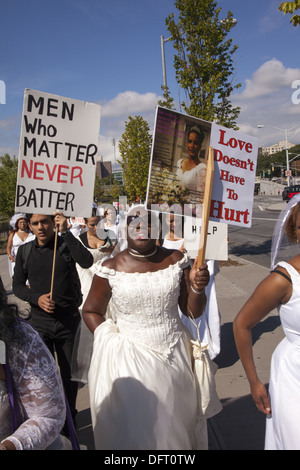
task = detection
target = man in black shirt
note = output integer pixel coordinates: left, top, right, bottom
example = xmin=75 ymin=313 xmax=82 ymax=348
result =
xmin=13 ymin=212 xmax=93 ymax=422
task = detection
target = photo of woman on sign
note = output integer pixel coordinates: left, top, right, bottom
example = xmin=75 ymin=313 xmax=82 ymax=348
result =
xmin=176 ymin=125 xmax=207 ymax=201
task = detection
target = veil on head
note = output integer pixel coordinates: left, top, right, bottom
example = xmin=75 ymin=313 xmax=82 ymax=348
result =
xmin=109 ymin=204 xmax=160 ymax=256
xmin=271 ymin=194 xmax=300 ymax=269
xmin=9 ymin=213 xmax=27 ymax=230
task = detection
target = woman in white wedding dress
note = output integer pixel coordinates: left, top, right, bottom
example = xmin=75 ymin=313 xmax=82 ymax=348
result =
xmin=83 ymin=205 xmax=210 ymax=450
xmin=234 ymin=195 xmax=300 ymax=450
xmin=6 ymin=214 xmax=35 ymax=279
xmin=176 ymin=125 xmax=206 ymax=202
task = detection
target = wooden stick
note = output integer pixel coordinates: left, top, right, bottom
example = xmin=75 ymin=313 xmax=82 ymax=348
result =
xmin=50 ymin=227 xmax=58 ymax=301
xmin=197 ymin=146 xmax=215 ymax=268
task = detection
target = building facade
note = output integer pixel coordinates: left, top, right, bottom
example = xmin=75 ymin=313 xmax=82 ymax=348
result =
xmin=262 ymin=140 xmax=294 ymax=155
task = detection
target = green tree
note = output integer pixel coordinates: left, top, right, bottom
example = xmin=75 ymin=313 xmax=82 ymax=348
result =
xmin=118 ymin=116 xmax=152 ymax=201
xmin=93 ymin=174 xmax=105 ymax=204
xmin=0 ymin=154 xmax=18 ymax=218
xmin=158 ymin=85 xmax=175 ymax=110
xmin=111 ymin=181 xmax=125 ymax=200
xmin=165 ymin=0 xmax=241 ymax=128
xmin=279 ymin=1 xmax=300 ymax=26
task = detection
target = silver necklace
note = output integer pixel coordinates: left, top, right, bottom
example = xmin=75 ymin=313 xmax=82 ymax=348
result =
xmin=128 ymin=247 xmax=157 ymax=258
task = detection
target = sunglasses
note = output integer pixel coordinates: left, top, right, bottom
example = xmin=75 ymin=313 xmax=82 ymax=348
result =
xmin=126 ymin=213 xmax=153 ymax=226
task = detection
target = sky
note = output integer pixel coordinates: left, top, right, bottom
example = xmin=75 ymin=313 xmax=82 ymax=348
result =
xmin=1 ymin=0 xmax=300 ymax=166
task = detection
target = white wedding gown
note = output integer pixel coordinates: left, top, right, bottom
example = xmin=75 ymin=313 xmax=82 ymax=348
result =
xmin=265 ymin=261 xmax=300 ymax=450
xmin=88 ymin=255 xmax=207 ymax=450
xmin=176 ymin=159 xmax=206 ymax=200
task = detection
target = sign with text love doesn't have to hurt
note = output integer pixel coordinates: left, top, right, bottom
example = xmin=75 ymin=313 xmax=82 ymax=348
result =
xmin=15 ymin=89 xmax=101 ymax=218
xmin=146 ymin=107 xmax=258 ymax=229
xmin=210 ymin=123 xmax=258 ymax=228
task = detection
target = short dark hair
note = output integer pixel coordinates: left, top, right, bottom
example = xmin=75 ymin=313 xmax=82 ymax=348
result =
xmin=26 ymin=213 xmax=55 ymax=223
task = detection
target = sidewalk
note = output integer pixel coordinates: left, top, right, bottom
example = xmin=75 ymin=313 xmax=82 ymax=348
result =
xmin=0 ymin=251 xmax=284 ymax=451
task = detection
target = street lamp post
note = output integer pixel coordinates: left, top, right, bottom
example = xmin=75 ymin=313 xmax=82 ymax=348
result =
xmin=160 ymin=35 xmax=171 ymax=89
xmin=258 ymin=124 xmax=297 ymax=187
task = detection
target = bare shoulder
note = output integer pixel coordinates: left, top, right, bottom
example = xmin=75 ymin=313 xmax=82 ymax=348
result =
xmin=102 ymin=251 xmax=125 ymax=270
xmin=288 ymin=255 xmax=300 ymax=274
xmin=181 ymin=158 xmax=189 ymax=172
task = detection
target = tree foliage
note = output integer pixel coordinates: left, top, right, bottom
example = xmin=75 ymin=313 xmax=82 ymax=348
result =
xmin=0 ymin=154 xmax=18 ymax=218
xmin=118 ymin=116 xmax=152 ymax=201
xmin=158 ymin=85 xmax=175 ymax=110
xmin=165 ymin=0 xmax=241 ymax=128
xmin=93 ymin=174 xmax=105 ymax=204
xmin=279 ymin=1 xmax=300 ymax=26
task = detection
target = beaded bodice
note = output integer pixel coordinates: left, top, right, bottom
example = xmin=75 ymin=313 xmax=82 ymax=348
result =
xmin=96 ymin=255 xmax=190 ymax=357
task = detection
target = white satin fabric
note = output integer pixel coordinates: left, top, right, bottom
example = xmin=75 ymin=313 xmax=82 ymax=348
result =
xmin=265 ymin=261 xmax=300 ymax=450
xmin=161 ymin=242 xmax=221 ymax=360
xmin=8 ymin=232 xmax=35 ymax=278
xmin=71 ymin=240 xmax=109 ymax=385
xmin=176 ymin=159 xmax=206 ymax=197
xmin=88 ymin=255 xmax=208 ymax=450
xmin=181 ymin=260 xmax=221 ymax=360
xmin=162 ymin=237 xmax=184 ymax=251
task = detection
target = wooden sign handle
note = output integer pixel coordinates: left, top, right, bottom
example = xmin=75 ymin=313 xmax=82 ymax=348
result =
xmin=197 ymin=146 xmax=215 ymax=268
xmin=50 ymin=227 xmax=58 ymax=301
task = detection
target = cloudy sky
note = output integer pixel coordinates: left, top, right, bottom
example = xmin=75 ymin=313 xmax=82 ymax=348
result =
xmin=1 ymin=0 xmax=299 ymax=164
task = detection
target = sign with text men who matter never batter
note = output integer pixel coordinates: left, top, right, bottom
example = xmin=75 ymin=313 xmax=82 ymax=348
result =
xmin=15 ymin=89 xmax=101 ymax=217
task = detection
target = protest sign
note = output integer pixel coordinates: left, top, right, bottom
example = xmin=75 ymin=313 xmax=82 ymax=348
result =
xmin=146 ymin=107 xmax=258 ymax=228
xmin=210 ymin=123 xmax=258 ymax=227
xmin=74 ymin=217 xmax=86 ymax=225
xmin=15 ymin=89 xmax=101 ymax=217
xmin=146 ymin=106 xmax=212 ymax=214
xmin=184 ymin=218 xmax=228 ymax=261
xmin=146 ymin=107 xmax=258 ymax=260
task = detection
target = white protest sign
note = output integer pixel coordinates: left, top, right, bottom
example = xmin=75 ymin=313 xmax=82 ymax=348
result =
xmin=210 ymin=123 xmax=258 ymax=227
xmin=184 ymin=217 xmax=228 ymax=260
xmin=15 ymin=89 xmax=101 ymax=217
xmin=74 ymin=217 xmax=86 ymax=225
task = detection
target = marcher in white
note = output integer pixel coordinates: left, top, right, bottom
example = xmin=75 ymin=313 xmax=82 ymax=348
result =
xmin=83 ymin=205 xmax=210 ymax=450
xmin=234 ymin=194 xmax=300 ymax=450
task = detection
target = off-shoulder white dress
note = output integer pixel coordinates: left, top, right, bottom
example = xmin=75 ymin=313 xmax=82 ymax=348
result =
xmin=176 ymin=159 xmax=206 ymax=199
xmin=88 ymin=255 xmax=207 ymax=450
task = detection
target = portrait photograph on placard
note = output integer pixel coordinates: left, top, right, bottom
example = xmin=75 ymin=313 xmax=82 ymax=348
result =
xmin=146 ymin=107 xmax=212 ymax=216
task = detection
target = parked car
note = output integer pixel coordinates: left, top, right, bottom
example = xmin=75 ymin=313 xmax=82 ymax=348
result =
xmin=282 ymin=185 xmax=300 ymax=201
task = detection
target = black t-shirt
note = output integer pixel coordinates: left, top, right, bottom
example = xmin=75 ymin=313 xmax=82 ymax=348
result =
xmin=13 ymin=232 xmax=93 ymax=316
